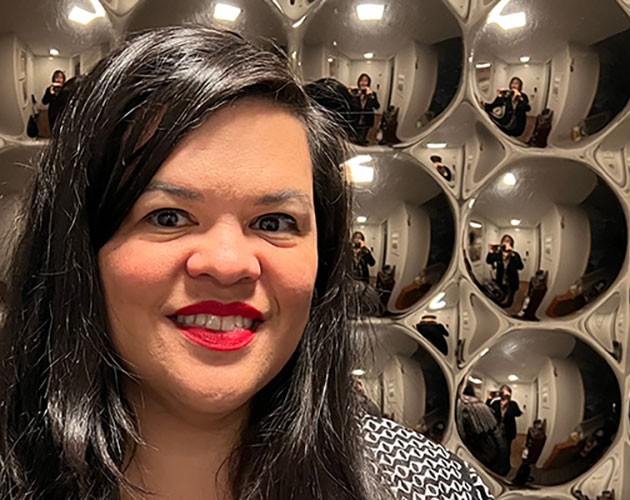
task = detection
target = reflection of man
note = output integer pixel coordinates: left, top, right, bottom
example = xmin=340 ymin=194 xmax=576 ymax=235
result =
xmin=351 ymin=231 xmax=375 ymax=283
xmin=430 ymin=155 xmax=453 ymax=182
xmin=486 ymin=385 xmax=522 ymax=476
xmin=486 ymin=234 xmax=523 ymax=308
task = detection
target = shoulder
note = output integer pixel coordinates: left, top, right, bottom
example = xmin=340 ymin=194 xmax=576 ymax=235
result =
xmin=360 ymin=415 xmax=494 ymax=499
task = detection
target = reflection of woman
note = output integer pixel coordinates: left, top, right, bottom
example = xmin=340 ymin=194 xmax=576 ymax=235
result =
xmin=349 ymin=73 xmax=380 ymax=144
xmin=352 ymin=231 xmax=376 ymax=283
xmin=0 ymin=27 xmax=492 ymax=499
xmin=41 ymin=69 xmax=66 ymax=130
xmin=486 ymin=385 xmax=522 ymax=476
xmin=486 ymin=234 xmax=523 ymax=308
xmin=483 ymin=76 xmax=530 ymax=137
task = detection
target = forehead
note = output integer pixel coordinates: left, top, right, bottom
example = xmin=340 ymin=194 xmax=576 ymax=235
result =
xmin=152 ymin=99 xmax=313 ymax=195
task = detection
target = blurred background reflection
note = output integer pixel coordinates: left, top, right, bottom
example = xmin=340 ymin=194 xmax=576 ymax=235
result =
xmin=457 ymin=329 xmax=621 ymax=486
xmin=464 ymin=160 xmax=627 ymax=321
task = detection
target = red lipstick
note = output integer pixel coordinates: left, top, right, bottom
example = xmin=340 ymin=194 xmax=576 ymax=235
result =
xmin=173 ymin=301 xmax=263 ymax=319
xmin=171 ymin=301 xmax=263 ymax=352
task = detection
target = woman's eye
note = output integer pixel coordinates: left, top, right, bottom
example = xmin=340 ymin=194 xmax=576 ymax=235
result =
xmin=146 ymin=208 xmax=193 ymax=228
xmin=251 ymin=213 xmax=298 ymax=233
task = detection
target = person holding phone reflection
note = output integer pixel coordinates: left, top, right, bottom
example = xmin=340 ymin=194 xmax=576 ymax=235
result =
xmin=352 ymin=231 xmax=376 ymax=283
xmin=486 ymin=385 xmax=523 ymax=476
xmin=486 ymin=234 xmax=524 ymax=308
xmin=348 ymin=73 xmax=380 ymax=144
xmin=483 ymin=76 xmax=530 ymax=137
xmin=42 ymin=69 xmax=66 ymax=130
xmin=0 ymin=27 xmax=492 ymax=499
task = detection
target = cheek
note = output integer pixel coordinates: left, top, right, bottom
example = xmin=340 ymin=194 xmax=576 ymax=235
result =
xmin=267 ymin=245 xmax=318 ymax=308
xmin=99 ymin=241 xmax=182 ymax=317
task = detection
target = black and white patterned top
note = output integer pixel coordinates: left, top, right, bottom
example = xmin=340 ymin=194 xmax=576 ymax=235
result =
xmin=362 ymin=415 xmax=494 ymax=500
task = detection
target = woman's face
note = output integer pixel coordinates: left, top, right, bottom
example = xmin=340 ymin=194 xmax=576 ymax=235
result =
xmin=98 ymin=99 xmax=318 ymax=421
xmin=358 ymin=76 xmax=370 ymax=88
xmin=53 ymin=72 xmax=65 ymax=85
xmin=509 ymin=78 xmax=521 ymax=91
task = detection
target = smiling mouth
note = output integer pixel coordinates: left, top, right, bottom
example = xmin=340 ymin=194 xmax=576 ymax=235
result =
xmin=170 ymin=313 xmax=263 ymax=332
xmin=168 ymin=313 xmax=263 ymax=351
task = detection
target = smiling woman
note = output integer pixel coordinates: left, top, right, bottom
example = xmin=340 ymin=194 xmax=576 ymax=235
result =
xmin=0 ymin=26 xmax=492 ymax=499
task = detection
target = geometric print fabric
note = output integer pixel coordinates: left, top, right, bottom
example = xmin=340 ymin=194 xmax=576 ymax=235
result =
xmin=362 ymin=415 xmax=494 ymax=499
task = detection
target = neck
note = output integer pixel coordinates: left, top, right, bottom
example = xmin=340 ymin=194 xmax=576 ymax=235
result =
xmin=122 ymin=387 xmax=248 ymax=500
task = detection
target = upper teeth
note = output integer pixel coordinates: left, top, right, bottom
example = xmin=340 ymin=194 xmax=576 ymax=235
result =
xmin=175 ymin=314 xmax=254 ymax=331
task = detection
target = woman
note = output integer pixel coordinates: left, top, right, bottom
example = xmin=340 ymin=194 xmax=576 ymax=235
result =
xmin=41 ymin=69 xmax=66 ymax=130
xmin=349 ymin=73 xmax=380 ymax=144
xmin=351 ymin=230 xmax=376 ymax=283
xmin=483 ymin=76 xmax=530 ymax=137
xmin=486 ymin=385 xmax=523 ymax=476
xmin=486 ymin=234 xmax=524 ymax=308
xmin=0 ymin=27 xmax=492 ymax=499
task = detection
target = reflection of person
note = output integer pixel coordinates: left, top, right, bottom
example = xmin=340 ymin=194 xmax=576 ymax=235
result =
xmin=483 ymin=76 xmax=531 ymax=137
xmin=415 ymin=314 xmax=449 ymax=355
xmin=42 ymin=69 xmax=66 ymax=130
xmin=486 ymin=385 xmax=523 ymax=475
xmin=486 ymin=234 xmax=524 ymax=308
xmin=352 ymin=231 xmax=376 ymax=283
xmin=348 ymin=73 xmax=380 ymax=144
xmin=458 ymin=383 xmax=506 ymax=475
xmin=430 ymin=155 xmax=453 ymax=182
xmin=0 ymin=27 xmax=493 ymax=498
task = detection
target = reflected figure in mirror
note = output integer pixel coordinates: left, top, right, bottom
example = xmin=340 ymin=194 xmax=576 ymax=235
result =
xmin=430 ymin=155 xmax=453 ymax=183
xmin=415 ymin=315 xmax=449 ymax=355
xmin=483 ymin=77 xmax=531 ymax=138
xmin=486 ymin=234 xmax=524 ymax=308
xmin=458 ymin=383 xmax=506 ymax=475
xmin=351 ymin=231 xmax=376 ymax=283
xmin=348 ymin=73 xmax=380 ymax=145
xmin=486 ymin=385 xmax=522 ymax=476
xmin=42 ymin=70 xmax=66 ymax=131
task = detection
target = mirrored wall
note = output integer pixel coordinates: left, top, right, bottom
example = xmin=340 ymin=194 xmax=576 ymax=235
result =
xmin=347 ymin=152 xmax=455 ymax=315
xmin=303 ymin=0 xmax=463 ymax=146
xmin=355 ymin=323 xmax=450 ymax=442
xmin=473 ymin=0 xmax=630 ymax=148
xmin=464 ymin=160 xmax=627 ymax=321
xmin=457 ymin=329 xmax=621 ymax=486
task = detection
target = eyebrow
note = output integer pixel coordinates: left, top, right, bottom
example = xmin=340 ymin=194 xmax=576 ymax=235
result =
xmin=254 ymin=190 xmax=313 ymax=209
xmin=144 ymin=181 xmax=204 ymax=200
xmin=144 ymin=182 xmax=312 ymax=208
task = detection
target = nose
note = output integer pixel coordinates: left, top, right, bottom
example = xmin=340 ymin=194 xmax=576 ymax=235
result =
xmin=185 ymin=220 xmax=261 ymax=286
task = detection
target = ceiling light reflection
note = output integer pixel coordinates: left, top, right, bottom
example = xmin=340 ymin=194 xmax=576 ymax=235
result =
xmin=356 ymin=3 xmax=385 ymax=21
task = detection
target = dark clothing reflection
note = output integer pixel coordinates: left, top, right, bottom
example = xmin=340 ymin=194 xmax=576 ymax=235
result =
xmin=486 ymin=249 xmax=524 ymax=308
xmin=486 ymin=397 xmax=523 ymax=475
xmin=484 ymin=91 xmax=531 ymax=137
xmin=353 ymin=247 xmax=375 ymax=283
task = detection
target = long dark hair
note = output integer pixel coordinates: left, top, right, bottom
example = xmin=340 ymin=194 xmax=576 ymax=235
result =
xmin=0 ymin=26 xmax=386 ymax=499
